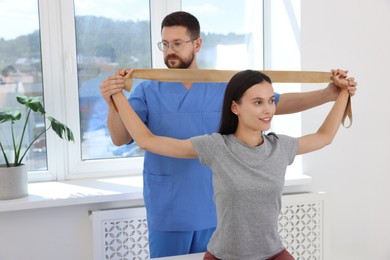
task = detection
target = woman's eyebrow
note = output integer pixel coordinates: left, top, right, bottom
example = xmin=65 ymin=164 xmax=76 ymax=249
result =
xmin=250 ymin=95 xmax=275 ymax=101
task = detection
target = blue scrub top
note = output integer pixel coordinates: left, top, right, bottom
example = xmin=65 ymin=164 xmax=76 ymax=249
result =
xmin=129 ymin=80 xmax=280 ymax=231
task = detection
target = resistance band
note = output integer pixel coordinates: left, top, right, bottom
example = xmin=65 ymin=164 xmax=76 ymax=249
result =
xmin=111 ymin=69 xmax=352 ymax=128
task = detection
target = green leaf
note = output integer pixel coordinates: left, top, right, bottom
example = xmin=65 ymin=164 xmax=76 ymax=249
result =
xmin=1 ymin=95 xmax=75 ymax=168
xmin=0 ymin=111 xmax=22 ymax=123
xmin=47 ymin=116 xmax=75 ymax=142
xmin=16 ymin=95 xmax=46 ymax=115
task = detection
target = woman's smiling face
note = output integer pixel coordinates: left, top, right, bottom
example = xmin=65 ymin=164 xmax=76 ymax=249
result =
xmin=232 ymin=81 xmax=276 ymax=132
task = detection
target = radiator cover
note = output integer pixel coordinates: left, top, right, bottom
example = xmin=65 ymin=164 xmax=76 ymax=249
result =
xmin=91 ymin=193 xmax=324 ymax=260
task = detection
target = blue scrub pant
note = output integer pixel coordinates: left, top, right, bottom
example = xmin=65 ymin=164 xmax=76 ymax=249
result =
xmin=148 ymin=227 xmax=216 ymax=258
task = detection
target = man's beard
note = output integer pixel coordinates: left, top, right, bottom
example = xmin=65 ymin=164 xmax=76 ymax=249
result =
xmin=164 ymin=53 xmax=195 ymax=69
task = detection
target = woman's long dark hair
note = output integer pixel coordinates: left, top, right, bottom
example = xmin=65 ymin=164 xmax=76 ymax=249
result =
xmin=218 ymin=70 xmax=272 ymax=135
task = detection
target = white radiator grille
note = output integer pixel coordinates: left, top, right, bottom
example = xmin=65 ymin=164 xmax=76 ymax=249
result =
xmin=278 ymin=199 xmax=323 ymax=259
xmin=92 ymin=207 xmax=149 ymax=260
xmin=92 ymin=193 xmax=324 ymax=260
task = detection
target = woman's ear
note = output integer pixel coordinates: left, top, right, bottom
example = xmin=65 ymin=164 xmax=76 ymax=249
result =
xmin=231 ymin=101 xmax=238 ymax=115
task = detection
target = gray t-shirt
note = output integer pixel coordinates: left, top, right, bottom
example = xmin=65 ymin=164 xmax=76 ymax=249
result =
xmin=191 ymin=133 xmax=298 ymax=260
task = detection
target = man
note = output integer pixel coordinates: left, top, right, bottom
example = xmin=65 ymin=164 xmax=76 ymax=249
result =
xmin=100 ymin=11 xmax=357 ymax=258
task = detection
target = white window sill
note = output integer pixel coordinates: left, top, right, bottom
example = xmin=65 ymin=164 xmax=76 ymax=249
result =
xmin=0 ymin=174 xmax=311 ymax=213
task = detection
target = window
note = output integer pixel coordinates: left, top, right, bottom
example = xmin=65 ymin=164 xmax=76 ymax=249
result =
xmin=64 ymin=0 xmax=151 ymax=179
xmin=1 ymin=0 xmax=301 ymax=181
xmin=0 ymin=0 xmax=46 ymax=171
xmin=265 ymin=0 xmax=302 ymax=175
xmin=182 ymin=0 xmax=264 ymax=69
xmin=73 ymin=0 xmax=150 ymax=161
xmin=183 ymin=0 xmax=302 ymax=175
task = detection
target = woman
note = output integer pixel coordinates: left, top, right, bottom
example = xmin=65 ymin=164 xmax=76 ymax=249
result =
xmin=117 ymin=69 xmax=353 ymax=260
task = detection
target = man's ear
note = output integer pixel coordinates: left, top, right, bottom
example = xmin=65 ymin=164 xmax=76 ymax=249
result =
xmin=194 ymin=38 xmax=202 ymax=52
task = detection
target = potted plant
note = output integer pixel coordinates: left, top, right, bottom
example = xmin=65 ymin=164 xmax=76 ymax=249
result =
xmin=0 ymin=95 xmax=74 ymax=200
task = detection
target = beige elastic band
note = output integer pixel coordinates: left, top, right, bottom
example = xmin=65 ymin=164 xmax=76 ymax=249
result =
xmin=112 ymin=69 xmax=352 ymax=128
xmin=122 ymin=69 xmax=333 ymax=91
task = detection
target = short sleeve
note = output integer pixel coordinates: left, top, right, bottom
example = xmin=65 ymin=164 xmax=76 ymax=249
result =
xmin=191 ymin=133 xmax=221 ymax=166
xmin=128 ymin=81 xmax=148 ymax=124
xmin=274 ymin=92 xmax=281 ymax=105
xmin=279 ymin=134 xmax=298 ymax=165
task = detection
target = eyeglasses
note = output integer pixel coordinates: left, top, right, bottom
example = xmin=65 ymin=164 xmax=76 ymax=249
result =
xmin=157 ymin=40 xmax=194 ymax=52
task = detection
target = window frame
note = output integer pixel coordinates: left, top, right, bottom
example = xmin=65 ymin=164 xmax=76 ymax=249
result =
xmin=33 ymin=0 xmax=180 ymax=181
xmin=32 ymin=0 xmax=300 ymax=181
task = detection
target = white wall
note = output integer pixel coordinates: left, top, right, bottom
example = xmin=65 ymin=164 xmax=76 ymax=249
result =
xmin=301 ymin=1 xmax=390 ymax=259
xmin=0 ymin=199 xmax=144 ymax=260
xmin=0 ymin=205 xmax=93 ymax=260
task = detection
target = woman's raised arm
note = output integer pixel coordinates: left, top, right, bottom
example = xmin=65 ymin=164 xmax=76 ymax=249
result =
xmin=297 ymin=74 xmax=351 ymax=155
xmin=112 ymin=92 xmax=198 ymax=159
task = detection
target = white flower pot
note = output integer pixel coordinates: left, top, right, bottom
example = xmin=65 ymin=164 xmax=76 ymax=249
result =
xmin=0 ymin=164 xmax=28 ymax=200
